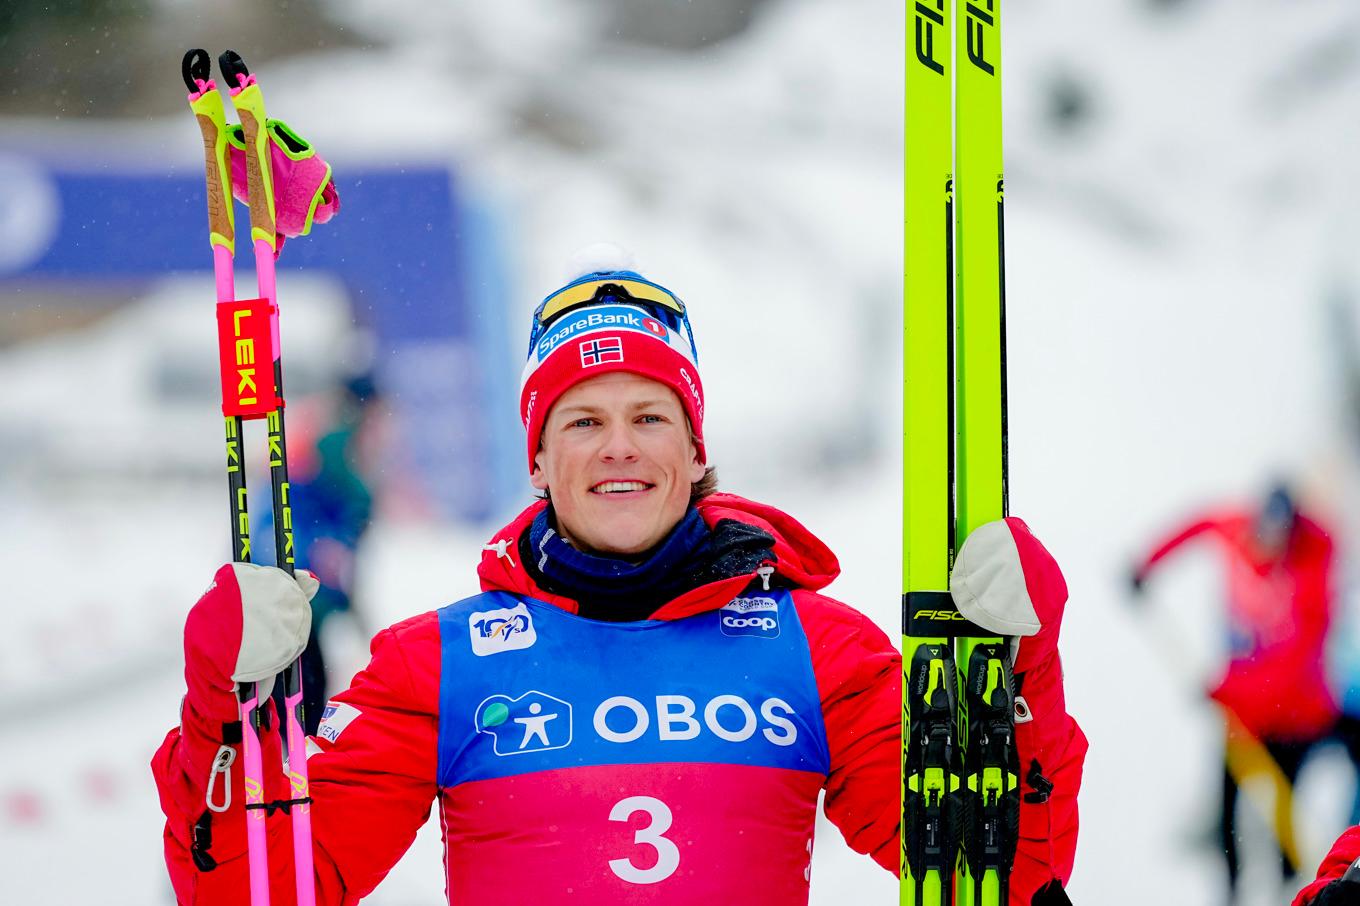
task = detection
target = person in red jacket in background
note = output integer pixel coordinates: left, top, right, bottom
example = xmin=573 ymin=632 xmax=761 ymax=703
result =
xmin=1297 ymin=830 xmax=1360 ymax=904
xmin=152 ymin=255 xmax=1086 ymax=904
xmin=1132 ymin=483 xmax=1339 ymax=902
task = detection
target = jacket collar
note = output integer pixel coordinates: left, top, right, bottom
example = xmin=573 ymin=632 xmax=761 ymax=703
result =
xmin=477 ymin=493 xmax=840 ymax=620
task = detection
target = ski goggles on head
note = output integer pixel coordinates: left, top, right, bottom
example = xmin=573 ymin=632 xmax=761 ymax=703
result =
xmin=528 ymin=273 xmax=697 ymax=358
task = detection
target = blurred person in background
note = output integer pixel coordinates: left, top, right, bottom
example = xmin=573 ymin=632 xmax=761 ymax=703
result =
xmin=1131 ymin=482 xmax=1349 ymax=903
xmin=258 ymin=370 xmax=383 ymax=735
xmin=1328 ymin=600 xmax=1360 ymax=828
xmin=1296 ymin=828 xmax=1360 ymax=904
xmin=152 ymin=254 xmax=1087 ymax=904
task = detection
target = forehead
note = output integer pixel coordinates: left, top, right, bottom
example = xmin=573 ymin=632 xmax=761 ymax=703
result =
xmin=549 ymin=372 xmax=684 ymax=416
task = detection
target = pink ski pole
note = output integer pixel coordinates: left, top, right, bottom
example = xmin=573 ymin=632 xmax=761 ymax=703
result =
xmin=182 ymin=48 xmax=274 ymax=906
xmin=219 ymin=48 xmax=317 ymax=906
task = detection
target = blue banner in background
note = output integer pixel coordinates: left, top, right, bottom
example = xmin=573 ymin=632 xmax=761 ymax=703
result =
xmin=0 ymin=151 xmax=519 ymax=523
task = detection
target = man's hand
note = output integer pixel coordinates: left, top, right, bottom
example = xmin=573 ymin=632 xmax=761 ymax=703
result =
xmin=949 ymin=517 xmax=1086 ymax=897
xmin=949 ymin=516 xmax=1067 ymax=675
xmin=184 ymin=562 xmax=318 ymax=719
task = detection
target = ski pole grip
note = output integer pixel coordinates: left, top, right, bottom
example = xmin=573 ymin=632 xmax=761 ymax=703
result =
xmin=182 ymin=48 xmax=211 ymax=93
xmin=219 ymin=50 xmax=278 ymax=249
xmin=218 ymin=50 xmax=250 ymax=89
xmin=184 ymin=51 xmax=234 ymax=253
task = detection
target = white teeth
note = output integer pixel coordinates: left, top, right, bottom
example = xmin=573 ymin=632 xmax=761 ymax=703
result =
xmin=593 ymin=481 xmax=648 ymax=494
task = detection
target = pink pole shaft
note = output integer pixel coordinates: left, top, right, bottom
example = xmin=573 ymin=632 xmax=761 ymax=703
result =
xmin=284 ymin=681 xmax=316 ymax=906
xmin=212 ymin=244 xmax=235 ymax=303
xmin=253 ymin=234 xmax=317 ymax=906
xmin=253 ymin=239 xmax=280 ymax=344
xmin=221 ymin=241 xmax=274 ymax=905
xmin=240 ymin=686 xmax=272 ymax=906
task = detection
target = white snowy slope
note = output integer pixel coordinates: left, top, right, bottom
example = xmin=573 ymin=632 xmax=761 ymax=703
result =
xmin=4 ymin=0 xmax=1360 ymax=904
xmin=1003 ymin=4 xmax=1360 ymax=903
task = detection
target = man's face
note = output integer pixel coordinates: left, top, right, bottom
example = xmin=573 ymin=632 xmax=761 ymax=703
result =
xmin=531 ymin=371 xmax=705 ymax=556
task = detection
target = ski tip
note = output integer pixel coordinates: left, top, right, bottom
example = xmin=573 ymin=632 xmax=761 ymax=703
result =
xmin=182 ymin=49 xmax=211 ymax=94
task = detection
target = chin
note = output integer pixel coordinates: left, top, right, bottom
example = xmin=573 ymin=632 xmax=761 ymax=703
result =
xmin=569 ymin=494 xmax=687 ymax=555
xmin=586 ymin=534 xmax=653 ymax=556
xmin=579 ymin=519 xmax=661 ymax=556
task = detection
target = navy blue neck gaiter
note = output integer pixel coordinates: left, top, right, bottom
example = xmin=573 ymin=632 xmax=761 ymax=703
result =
xmin=520 ymin=500 xmax=782 ymax=621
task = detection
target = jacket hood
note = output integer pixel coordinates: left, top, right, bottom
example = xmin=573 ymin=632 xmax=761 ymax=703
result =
xmin=477 ymin=492 xmax=841 ymax=620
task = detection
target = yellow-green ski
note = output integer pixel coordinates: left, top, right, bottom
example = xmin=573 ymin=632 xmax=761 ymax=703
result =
xmin=902 ymin=0 xmax=960 ymax=903
xmin=954 ymin=0 xmax=1019 ymax=902
xmin=904 ymin=0 xmax=1018 ymax=903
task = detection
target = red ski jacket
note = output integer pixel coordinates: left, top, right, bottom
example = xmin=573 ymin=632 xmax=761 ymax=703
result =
xmin=1134 ymin=510 xmax=1337 ymax=742
xmin=1295 ymin=826 xmax=1360 ymax=904
xmin=152 ymin=493 xmax=1084 ymax=903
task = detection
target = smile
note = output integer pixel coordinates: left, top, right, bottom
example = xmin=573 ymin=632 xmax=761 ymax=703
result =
xmin=590 ymin=480 xmax=653 ymax=494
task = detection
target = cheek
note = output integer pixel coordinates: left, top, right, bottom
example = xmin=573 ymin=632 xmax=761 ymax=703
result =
xmin=533 ymin=439 xmax=577 ymax=492
xmin=665 ymin=441 xmax=700 ymax=488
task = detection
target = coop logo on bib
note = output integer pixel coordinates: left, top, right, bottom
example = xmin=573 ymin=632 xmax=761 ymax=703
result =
xmin=469 ymin=602 xmax=538 ymax=656
xmin=720 ymin=596 xmax=780 ymax=639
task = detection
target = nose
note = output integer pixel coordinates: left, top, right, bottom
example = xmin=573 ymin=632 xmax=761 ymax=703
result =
xmin=597 ymin=420 xmax=640 ymax=463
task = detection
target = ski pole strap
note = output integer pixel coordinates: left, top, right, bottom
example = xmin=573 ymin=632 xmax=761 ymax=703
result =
xmin=903 ymin=590 xmax=989 ymax=637
xmin=245 ymin=796 xmax=314 ymax=817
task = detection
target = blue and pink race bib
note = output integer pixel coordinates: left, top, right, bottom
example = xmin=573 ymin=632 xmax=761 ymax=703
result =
xmin=435 ymin=590 xmax=830 ymax=904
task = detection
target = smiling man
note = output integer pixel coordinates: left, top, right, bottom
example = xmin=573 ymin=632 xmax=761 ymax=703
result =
xmin=530 ymin=371 xmax=704 ymax=560
xmin=152 ymin=257 xmax=1086 ymax=904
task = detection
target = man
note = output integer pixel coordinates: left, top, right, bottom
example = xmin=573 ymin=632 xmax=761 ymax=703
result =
xmin=1131 ymin=482 xmax=1343 ymax=901
xmin=152 ymin=262 xmax=1086 ymax=903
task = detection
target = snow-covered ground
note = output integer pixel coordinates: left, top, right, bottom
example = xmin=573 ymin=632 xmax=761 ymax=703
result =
xmin=5 ymin=0 xmax=1360 ymax=902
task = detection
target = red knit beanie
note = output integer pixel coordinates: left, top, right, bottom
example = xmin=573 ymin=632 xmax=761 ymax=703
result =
xmin=519 ymin=268 xmax=705 ymax=471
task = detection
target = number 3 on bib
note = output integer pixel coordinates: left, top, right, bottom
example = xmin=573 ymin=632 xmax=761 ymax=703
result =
xmin=608 ymin=795 xmax=680 ymax=884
